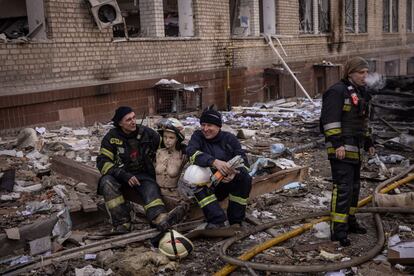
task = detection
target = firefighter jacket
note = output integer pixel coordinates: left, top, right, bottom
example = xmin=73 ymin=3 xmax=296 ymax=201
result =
xmin=320 ymin=79 xmax=373 ymax=163
xmin=186 ymin=130 xmax=250 ymax=169
xmin=97 ymin=125 xmax=160 ymax=183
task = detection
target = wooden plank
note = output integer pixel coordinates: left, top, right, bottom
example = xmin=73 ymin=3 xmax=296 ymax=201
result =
xmin=78 ymin=193 xmax=98 ymax=213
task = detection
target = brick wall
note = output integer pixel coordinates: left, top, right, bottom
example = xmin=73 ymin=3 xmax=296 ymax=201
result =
xmin=0 ymin=0 xmax=414 ymax=130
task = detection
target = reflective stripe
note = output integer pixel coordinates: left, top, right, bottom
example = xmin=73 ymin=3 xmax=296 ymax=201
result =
xmin=327 ymin=148 xmax=359 ymax=159
xmin=331 ymin=184 xmax=338 ymax=213
xmin=344 ymin=145 xmax=359 ymax=152
xmin=100 ymin=147 xmax=114 ymax=160
xmin=197 ymin=194 xmax=217 ymax=208
xmin=323 ymin=122 xmax=341 ymax=131
xmin=344 ymin=98 xmax=351 ymax=104
xmin=190 ymin=150 xmax=202 ymax=164
xmin=343 ymin=104 xmax=351 ymax=112
xmin=243 ymin=165 xmax=250 ymax=172
xmin=106 ymin=195 xmax=125 ymax=209
xmin=349 ymin=207 xmax=357 ymax=215
xmin=331 ymin=212 xmax=348 ymax=223
xmin=101 ymin=162 xmax=114 ymax=175
xmin=144 ymin=198 xmax=165 ymax=211
xmin=229 ymin=194 xmax=248 ymax=205
xmin=325 ymin=128 xmax=341 ymax=136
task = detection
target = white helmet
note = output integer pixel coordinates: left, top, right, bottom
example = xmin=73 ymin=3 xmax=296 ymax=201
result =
xmin=158 ymin=230 xmax=194 ymax=260
xmin=183 ymin=165 xmax=212 ymax=187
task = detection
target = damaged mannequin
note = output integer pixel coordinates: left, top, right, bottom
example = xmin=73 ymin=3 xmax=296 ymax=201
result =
xmin=155 ymin=118 xmax=187 ymax=201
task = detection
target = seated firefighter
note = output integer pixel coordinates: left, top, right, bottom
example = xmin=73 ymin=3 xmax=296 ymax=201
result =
xmin=96 ymin=106 xmax=179 ymax=233
xmin=155 ymin=118 xmax=188 ymax=201
xmin=186 ymin=106 xmax=252 ymax=228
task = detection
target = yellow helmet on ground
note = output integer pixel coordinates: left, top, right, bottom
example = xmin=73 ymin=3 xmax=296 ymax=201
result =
xmin=158 ymin=230 xmax=194 ymax=260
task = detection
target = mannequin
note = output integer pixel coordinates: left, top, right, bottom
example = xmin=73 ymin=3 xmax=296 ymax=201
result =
xmin=155 ymin=118 xmax=187 ymax=200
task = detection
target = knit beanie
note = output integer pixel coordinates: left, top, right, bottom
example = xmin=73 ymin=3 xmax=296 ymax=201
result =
xmin=112 ymin=106 xmax=133 ymax=126
xmin=343 ymin=56 xmax=369 ymax=79
xmin=199 ymin=106 xmax=222 ymax=127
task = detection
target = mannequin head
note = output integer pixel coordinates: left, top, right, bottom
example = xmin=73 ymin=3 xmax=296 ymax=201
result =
xmin=163 ymin=130 xmax=178 ymax=150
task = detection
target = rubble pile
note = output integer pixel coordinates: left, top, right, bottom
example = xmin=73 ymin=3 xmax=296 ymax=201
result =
xmin=0 ymin=97 xmax=413 ymax=275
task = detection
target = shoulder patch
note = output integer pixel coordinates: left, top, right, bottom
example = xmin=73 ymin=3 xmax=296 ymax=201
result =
xmin=110 ymin=138 xmax=123 ymax=145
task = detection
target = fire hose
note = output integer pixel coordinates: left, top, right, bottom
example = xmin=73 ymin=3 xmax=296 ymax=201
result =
xmin=215 ymin=165 xmax=414 ymax=275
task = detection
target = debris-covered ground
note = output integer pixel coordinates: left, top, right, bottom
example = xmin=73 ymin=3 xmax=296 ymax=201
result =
xmin=0 ymin=94 xmax=413 ymax=275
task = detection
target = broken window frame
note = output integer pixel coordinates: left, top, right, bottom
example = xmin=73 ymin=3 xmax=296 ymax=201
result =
xmin=358 ymin=0 xmax=367 ymax=33
xmin=299 ymin=0 xmax=314 ymax=34
xmin=230 ymin=0 xmax=257 ymax=37
xmin=407 ymin=0 xmax=413 ymax=32
xmin=318 ymin=0 xmax=330 ymax=33
xmin=113 ymin=0 xmax=141 ymax=38
xmin=407 ymin=57 xmax=414 ymax=75
xmin=383 ymin=0 xmax=399 ymax=33
xmin=384 ymin=59 xmax=400 ymax=76
xmin=0 ymin=0 xmax=47 ymax=42
xmin=260 ymin=0 xmax=277 ymax=35
xmin=345 ymin=0 xmax=355 ymax=33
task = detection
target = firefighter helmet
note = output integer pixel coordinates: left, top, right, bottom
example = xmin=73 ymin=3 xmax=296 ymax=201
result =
xmin=183 ymin=165 xmax=212 ymax=187
xmin=158 ymin=229 xmax=194 ymax=260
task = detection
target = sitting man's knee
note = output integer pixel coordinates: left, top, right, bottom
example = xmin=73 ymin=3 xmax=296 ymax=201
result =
xmin=99 ymin=175 xmax=122 ymax=195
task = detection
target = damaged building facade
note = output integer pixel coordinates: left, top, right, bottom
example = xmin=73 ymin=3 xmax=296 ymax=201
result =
xmin=0 ymin=0 xmax=414 ymax=130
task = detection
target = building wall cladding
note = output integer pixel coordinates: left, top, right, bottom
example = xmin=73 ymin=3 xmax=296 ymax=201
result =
xmin=0 ymin=0 xmax=414 ymax=130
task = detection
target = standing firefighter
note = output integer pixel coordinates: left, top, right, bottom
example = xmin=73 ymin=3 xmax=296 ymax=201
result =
xmin=320 ymin=57 xmax=375 ymax=246
xmin=186 ymin=106 xmax=252 ymax=228
xmin=97 ymin=106 xmax=170 ymax=233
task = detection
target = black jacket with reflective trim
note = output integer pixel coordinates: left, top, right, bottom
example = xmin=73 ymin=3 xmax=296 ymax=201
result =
xmin=320 ymin=79 xmax=373 ymax=163
xmin=96 ymin=125 xmax=160 ymax=183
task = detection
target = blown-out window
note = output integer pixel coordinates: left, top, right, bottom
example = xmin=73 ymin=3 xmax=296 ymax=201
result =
xmin=346 ymin=0 xmax=367 ymax=33
xmin=259 ymin=0 xmax=276 ymax=35
xmin=0 ymin=0 xmax=47 ymax=41
xmin=407 ymin=0 xmax=413 ymax=32
xmin=299 ymin=0 xmax=330 ymax=34
xmin=383 ymin=0 xmax=398 ymax=33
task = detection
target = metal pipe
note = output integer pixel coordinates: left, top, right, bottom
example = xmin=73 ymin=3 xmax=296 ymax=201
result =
xmin=215 ymin=170 xmax=414 ymax=275
xmin=263 ymin=34 xmax=315 ymax=105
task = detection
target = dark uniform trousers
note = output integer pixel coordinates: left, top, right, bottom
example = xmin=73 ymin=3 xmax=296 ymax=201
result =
xmin=99 ymin=174 xmax=167 ymax=227
xmin=193 ymin=168 xmax=252 ymax=225
xmin=330 ymin=160 xmax=361 ymax=239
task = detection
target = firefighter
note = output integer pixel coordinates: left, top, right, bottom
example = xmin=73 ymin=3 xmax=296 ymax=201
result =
xmin=186 ymin=106 xmax=252 ymax=228
xmin=97 ymin=106 xmax=169 ymax=233
xmin=320 ymin=57 xmax=375 ymax=246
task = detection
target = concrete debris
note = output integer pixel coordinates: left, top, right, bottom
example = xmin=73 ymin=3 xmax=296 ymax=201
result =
xmin=15 ymin=128 xmax=38 ymax=149
xmin=29 ymin=236 xmax=51 ymax=256
xmin=1 ymin=192 xmax=20 ymax=201
xmin=398 ymin=225 xmax=412 ymax=233
xmin=313 ymin=222 xmax=331 ymax=239
xmin=23 ymin=200 xmax=53 ymax=215
xmin=52 ymin=208 xmax=72 ymax=244
xmin=13 ymin=183 xmax=43 ymax=193
xmin=388 ymin=240 xmax=414 ymax=264
xmin=0 ymin=150 xmax=23 ymax=157
xmin=5 ymin=228 xmax=20 ymax=240
xmin=74 ymin=265 xmax=113 ymax=276
xmin=237 ymin=128 xmax=256 ymax=139
xmin=319 ymin=249 xmax=343 ymax=261
xmin=35 ymin=127 xmax=46 ymax=134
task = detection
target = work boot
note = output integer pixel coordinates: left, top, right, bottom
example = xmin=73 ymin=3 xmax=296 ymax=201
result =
xmin=154 ymin=205 xmax=187 ymax=232
xmin=348 ymin=223 xmax=367 ymax=234
xmin=331 ymin=235 xmax=351 ymax=247
xmin=205 ymin=222 xmax=226 ymax=229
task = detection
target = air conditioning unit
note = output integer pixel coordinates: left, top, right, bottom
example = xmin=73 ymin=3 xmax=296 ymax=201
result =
xmin=87 ymin=0 xmax=123 ymax=31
